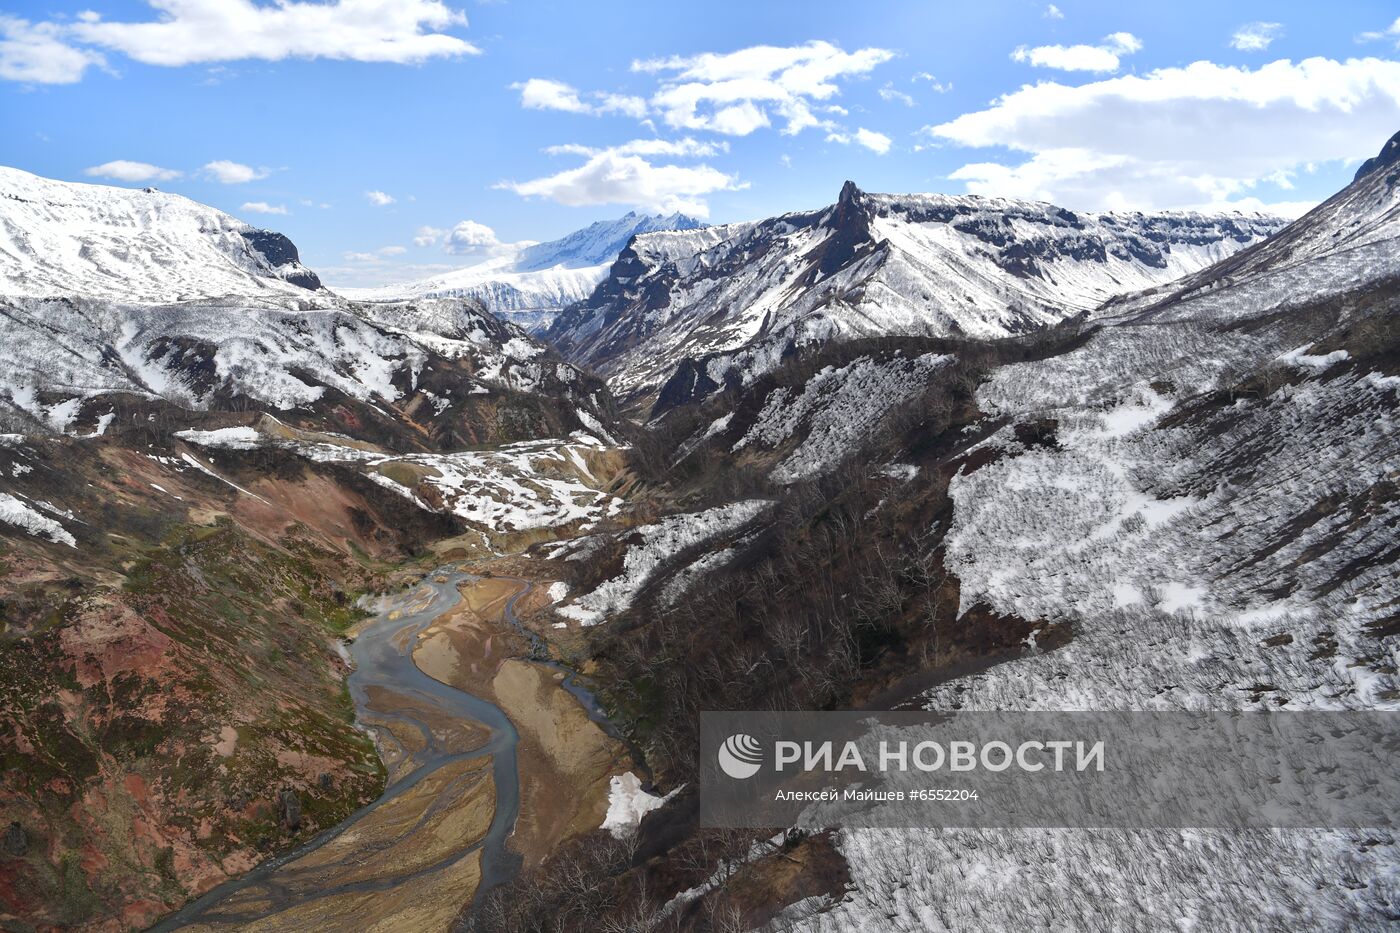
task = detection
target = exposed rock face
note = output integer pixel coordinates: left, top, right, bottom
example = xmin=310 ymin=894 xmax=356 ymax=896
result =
xmin=278 ymin=790 xmax=302 ymax=831
xmin=242 ymin=229 xmax=323 ymax=290
xmin=545 ymin=181 xmax=1287 ymax=406
xmin=1352 ymin=129 xmax=1400 ymax=182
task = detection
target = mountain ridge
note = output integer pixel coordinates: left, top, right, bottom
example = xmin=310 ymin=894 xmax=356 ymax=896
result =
xmin=0 ymin=165 xmax=322 ymax=301
xmin=545 ymin=180 xmax=1288 ymax=408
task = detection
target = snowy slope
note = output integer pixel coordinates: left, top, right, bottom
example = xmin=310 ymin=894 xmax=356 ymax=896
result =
xmin=782 ymin=131 xmax=1400 ymax=933
xmin=0 ymin=167 xmax=615 ymax=440
xmin=179 ymin=424 xmax=625 ymax=535
xmin=1101 ymin=128 xmax=1400 ymax=326
xmin=0 ymin=165 xmax=320 ymax=301
xmin=546 ymin=181 xmax=1285 ymax=404
xmin=514 ymin=210 xmax=703 ymax=271
xmin=732 ymin=351 xmax=952 ymax=483
xmin=0 ymin=291 xmax=613 ymax=439
xmin=336 ymin=211 xmax=702 ymax=329
xmin=798 ymin=327 xmax=1400 ymax=933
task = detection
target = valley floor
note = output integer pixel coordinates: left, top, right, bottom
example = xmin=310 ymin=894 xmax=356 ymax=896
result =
xmin=155 ymin=561 xmax=629 ymax=931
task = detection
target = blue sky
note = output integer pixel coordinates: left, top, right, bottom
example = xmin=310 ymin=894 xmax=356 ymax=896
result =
xmin=3 ymin=0 xmax=1400 ymax=287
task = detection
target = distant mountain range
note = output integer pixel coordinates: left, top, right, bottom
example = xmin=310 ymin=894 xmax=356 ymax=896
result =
xmin=544 ymin=181 xmax=1288 ymax=406
xmin=336 ymin=210 xmax=702 ymax=331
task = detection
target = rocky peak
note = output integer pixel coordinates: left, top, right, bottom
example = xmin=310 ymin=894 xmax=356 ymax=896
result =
xmin=242 ymin=228 xmax=323 ymax=291
xmin=1352 ymin=129 xmax=1400 ymax=183
xmin=1349 ymin=129 xmax=1394 ymax=182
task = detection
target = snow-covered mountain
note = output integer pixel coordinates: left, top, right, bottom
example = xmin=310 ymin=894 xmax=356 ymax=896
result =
xmin=545 ymin=181 xmax=1287 ymax=405
xmin=337 ymin=210 xmax=702 ymax=331
xmin=0 ymin=165 xmax=321 ymax=300
xmin=0 ymin=167 xmax=615 ymax=445
xmin=513 ymin=210 xmax=703 ymax=271
xmin=1100 ymin=128 xmax=1400 ymax=327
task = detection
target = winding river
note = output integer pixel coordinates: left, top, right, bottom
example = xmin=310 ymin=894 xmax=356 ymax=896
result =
xmin=153 ymin=567 xmax=524 ymax=930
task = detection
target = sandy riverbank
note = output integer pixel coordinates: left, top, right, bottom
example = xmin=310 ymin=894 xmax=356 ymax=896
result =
xmin=412 ymin=575 xmax=629 ymax=869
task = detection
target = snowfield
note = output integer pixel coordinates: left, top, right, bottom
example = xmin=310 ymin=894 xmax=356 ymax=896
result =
xmin=0 ymin=165 xmax=316 ymax=302
xmin=601 ymin=772 xmax=680 ymax=839
xmin=335 ymin=211 xmax=700 ymax=329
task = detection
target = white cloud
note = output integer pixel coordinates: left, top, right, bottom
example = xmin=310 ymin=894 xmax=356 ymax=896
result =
xmin=512 ymin=78 xmax=648 ymax=118
xmin=545 ymin=137 xmax=726 ymax=159
xmin=1231 ymin=22 xmax=1284 ymax=52
xmin=912 ymin=71 xmax=952 ymax=93
xmin=827 ymin=127 xmax=893 ymax=155
xmin=514 ymin=77 xmax=590 ymax=113
xmin=84 ymin=160 xmax=182 ymax=182
xmin=365 ymin=190 xmax=396 ymax=206
xmin=240 ymin=201 xmax=288 ymax=215
xmin=443 ymin=220 xmax=502 ymax=255
xmin=929 ymin=56 xmax=1400 ymax=212
xmin=1355 ymin=17 xmax=1400 ymax=46
xmin=414 ymin=225 xmax=447 ymax=247
xmin=634 ymin=40 xmax=895 ymax=136
xmin=378 ymin=245 xmax=407 ymax=256
xmin=0 ymin=15 xmax=104 ymax=83
xmin=344 ymin=251 xmax=378 ymax=262
xmin=1012 ymin=32 xmax=1142 ymax=73
xmin=1044 ymin=4 xmax=1064 ymax=20
xmin=69 ymin=0 xmax=477 ymax=68
xmin=203 ymin=160 xmax=269 ymax=184
xmin=879 ymin=83 xmax=915 ymax=106
xmin=496 ymin=139 xmax=743 ymax=216
xmin=597 ymin=92 xmax=649 ymax=119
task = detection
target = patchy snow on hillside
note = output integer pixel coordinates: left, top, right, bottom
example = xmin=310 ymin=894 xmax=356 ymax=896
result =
xmin=0 ymin=492 xmax=76 ymax=547
xmin=557 ymin=500 xmax=773 ymax=625
xmin=735 ymin=353 xmax=951 ymax=482
xmin=805 ymin=827 xmax=1396 ymax=933
xmin=796 ymin=312 xmax=1400 ymax=931
xmin=174 ymin=423 xmax=624 ymax=534
xmin=951 ymin=360 xmax=1398 ymax=631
